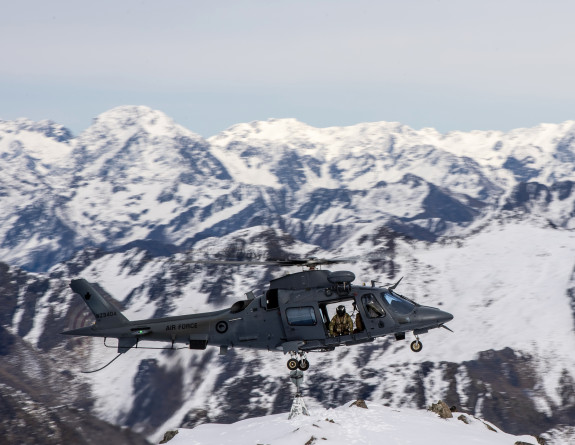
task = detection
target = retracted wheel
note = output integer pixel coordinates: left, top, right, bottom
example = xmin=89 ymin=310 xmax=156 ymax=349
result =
xmin=287 ymin=358 xmax=299 ymax=370
xmin=298 ymin=359 xmax=310 ymax=371
xmin=410 ymin=340 xmax=423 ymax=353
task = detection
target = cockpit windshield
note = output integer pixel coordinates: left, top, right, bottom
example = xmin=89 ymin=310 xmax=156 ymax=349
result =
xmin=381 ymin=291 xmax=415 ymax=315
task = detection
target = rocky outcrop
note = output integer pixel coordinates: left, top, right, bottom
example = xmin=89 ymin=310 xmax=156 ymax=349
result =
xmin=429 ymin=400 xmax=453 ymax=419
xmin=159 ymin=430 xmax=179 ymax=444
xmin=350 ymin=399 xmax=368 ymax=409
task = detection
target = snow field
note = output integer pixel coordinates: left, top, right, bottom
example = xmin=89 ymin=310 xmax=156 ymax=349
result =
xmin=166 ymin=402 xmax=539 ymax=445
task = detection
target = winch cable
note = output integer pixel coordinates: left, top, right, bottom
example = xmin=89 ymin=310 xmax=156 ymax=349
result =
xmin=80 ymin=352 xmax=123 ymax=374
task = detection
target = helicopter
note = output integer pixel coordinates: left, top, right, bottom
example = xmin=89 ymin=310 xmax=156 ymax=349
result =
xmin=62 ymin=257 xmax=454 ymax=371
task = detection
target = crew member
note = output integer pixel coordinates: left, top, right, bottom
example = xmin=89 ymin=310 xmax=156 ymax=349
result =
xmin=329 ymin=305 xmax=353 ymax=336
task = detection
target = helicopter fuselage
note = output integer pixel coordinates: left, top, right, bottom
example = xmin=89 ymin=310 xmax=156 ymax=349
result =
xmin=63 ymin=270 xmax=453 ymax=362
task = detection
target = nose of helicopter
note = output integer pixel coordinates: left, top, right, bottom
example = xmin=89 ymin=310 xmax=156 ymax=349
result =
xmin=438 ymin=309 xmax=454 ymax=323
xmin=417 ymin=307 xmax=454 ymax=327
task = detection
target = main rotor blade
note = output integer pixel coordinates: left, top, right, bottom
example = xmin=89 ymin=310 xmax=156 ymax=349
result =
xmin=186 ymin=257 xmax=356 ymax=267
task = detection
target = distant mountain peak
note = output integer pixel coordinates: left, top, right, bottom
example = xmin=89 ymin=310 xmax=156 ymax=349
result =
xmin=210 ymin=117 xmax=414 ymax=146
xmin=84 ymin=105 xmax=202 ymax=141
xmin=0 ymin=118 xmax=73 ymax=142
xmin=93 ymin=105 xmax=167 ymax=126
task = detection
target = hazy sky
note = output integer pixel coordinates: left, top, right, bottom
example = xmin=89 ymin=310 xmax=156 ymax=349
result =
xmin=1 ymin=0 xmax=574 ymax=137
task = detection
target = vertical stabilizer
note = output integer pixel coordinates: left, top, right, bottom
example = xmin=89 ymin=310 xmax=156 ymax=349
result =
xmin=69 ymin=279 xmax=129 ymax=328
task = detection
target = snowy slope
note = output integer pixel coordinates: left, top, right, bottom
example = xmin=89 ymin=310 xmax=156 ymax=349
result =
xmin=165 ymin=402 xmax=544 ymax=445
xmin=7 ymin=220 xmax=572 ymax=441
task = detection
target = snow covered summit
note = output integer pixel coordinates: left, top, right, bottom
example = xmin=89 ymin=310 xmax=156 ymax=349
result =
xmin=162 ymin=401 xmax=545 ymax=445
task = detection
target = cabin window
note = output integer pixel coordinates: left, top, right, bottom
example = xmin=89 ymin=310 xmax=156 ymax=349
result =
xmin=286 ymin=307 xmax=317 ymax=326
xmin=381 ymin=291 xmax=415 ymax=315
xmin=362 ymin=294 xmax=386 ymax=318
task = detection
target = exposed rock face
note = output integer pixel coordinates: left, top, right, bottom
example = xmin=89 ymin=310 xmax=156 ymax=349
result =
xmin=0 ymin=330 xmax=150 ymax=445
xmin=429 ymin=400 xmax=453 ymax=419
xmin=124 ymin=359 xmax=185 ymax=436
xmin=0 ymin=384 xmax=150 ymax=445
xmin=350 ymin=399 xmax=368 ymax=409
xmin=541 ymin=426 xmax=575 ymax=444
xmin=159 ymin=430 xmax=179 ymax=444
xmin=460 ymin=348 xmax=554 ymax=435
xmin=458 ymin=414 xmax=470 ymax=424
xmin=0 ymin=264 xmax=152 ymax=445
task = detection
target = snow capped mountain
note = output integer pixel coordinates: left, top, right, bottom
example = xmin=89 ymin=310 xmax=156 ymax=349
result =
xmin=209 ymin=117 xmax=575 ymax=192
xmin=2 ymin=106 xmax=575 ymax=271
xmin=1 ymin=107 xmax=575 ymax=444
xmin=209 ymin=118 xmax=502 ymax=200
xmin=68 ymin=106 xmax=232 ymax=248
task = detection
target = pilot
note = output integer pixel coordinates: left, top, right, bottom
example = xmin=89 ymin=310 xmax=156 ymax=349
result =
xmin=352 ymin=302 xmax=365 ymax=333
xmin=329 ymin=305 xmax=353 ymax=337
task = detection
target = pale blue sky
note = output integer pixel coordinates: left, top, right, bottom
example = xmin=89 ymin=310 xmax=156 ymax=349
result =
xmin=1 ymin=0 xmax=574 ymax=137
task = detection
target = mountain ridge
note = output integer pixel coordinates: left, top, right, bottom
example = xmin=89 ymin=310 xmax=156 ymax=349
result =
xmin=2 ymin=106 xmax=575 ymax=272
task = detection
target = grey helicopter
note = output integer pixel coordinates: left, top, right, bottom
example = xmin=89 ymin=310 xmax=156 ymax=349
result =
xmin=62 ymin=257 xmax=453 ymax=372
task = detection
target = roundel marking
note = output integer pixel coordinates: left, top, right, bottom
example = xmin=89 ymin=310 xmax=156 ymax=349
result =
xmin=216 ymin=321 xmax=228 ymax=334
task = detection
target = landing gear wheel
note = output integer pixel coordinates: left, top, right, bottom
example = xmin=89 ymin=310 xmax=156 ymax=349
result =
xmin=287 ymin=358 xmax=299 ymax=370
xmin=410 ymin=340 xmax=423 ymax=353
xmin=298 ymin=359 xmax=310 ymax=371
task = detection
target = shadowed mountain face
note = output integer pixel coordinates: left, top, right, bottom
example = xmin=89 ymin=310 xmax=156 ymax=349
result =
xmin=0 ymin=320 xmax=150 ymax=445
xmin=1 ymin=108 xmax=575 ymax=443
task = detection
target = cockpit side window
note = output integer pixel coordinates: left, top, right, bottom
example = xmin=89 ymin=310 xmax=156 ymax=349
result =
xmin=362 ymin=294 xmax=386 ymax=318
xmin=381 ymin=291 xmax=415 ymax=315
